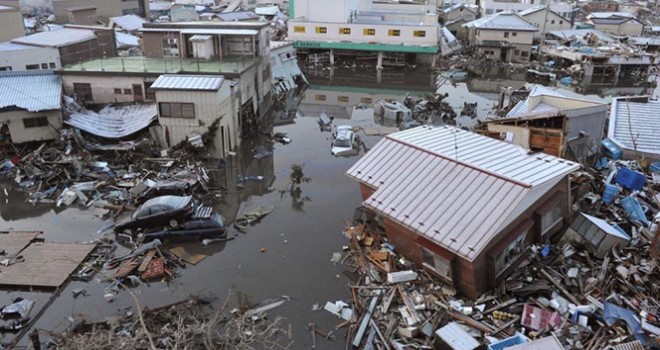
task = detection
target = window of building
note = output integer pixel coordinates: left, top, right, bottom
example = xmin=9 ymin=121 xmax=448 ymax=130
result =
xmin=361 ymin=97 xmax=373 ymax=104
xmin=521 ymin=51 xmax=529 ymax=57
xmin=49 ymin=62 xmax=56 ymax=69
xmin=315 ymin=26 xmax=327 ymax=34
xmin=73 ymin=83 xmax=93 ymax=101
xmin=162 ymin=38 xmax=179 ymax=57
xmin=559 ymin=20 xmax=563 ymax=24
xmin=495 ymin=230 xmax=528 ymax=274
xmin=339 ymin=27 xmax=351 ymax=35
xmin=23 ymin=116 xmax=49 ymax=128
xmin=315 ymin=94 xmax=326 ymax=101
xmin=422 ymin=248 xmax=452 ymax=281
xmin=159 ymin=102 xmax=196 ymax=118
xmin=114 ymin=88 xmax=122 ymax=94
xmin=414 ymin=30 xmax=426 ymax=37
xmin=512 ymin=32 xmax=517 ymax=37
xmin=551 ymin=20 xmax=555 ymax=24
xmin=486 ymin=9 xmax=494 ymax=14
xmin=514 ymin=49 xmax=520 ymax=55
xmin=496 ymin=9 xmax=503 ymax=13
xmin=41 ymin=63 xmax=48 ymax=69
xmin=0 ymin=66 xmax=11 ymax=71
xmin=541 ymin=204 xmax=562 ymax=234
xmin=124 ymin=89 xmax=132 ymax=95
xmin=504 ymin=31 xmax=509 ymax=38
xmin=337 ymin=96 xmax=349 ymax=103
xmin=364 ymin=28 xmax=376 ymax=36
xmin=25 ymin=64 xmax=39 ymax=70
xmin=484 ymin=50 xmax=495 ymax=55
xmin=388 ymin=29 xmax=400 ymax=36
xmin=294 ymin=26 xmax=306 ymax=33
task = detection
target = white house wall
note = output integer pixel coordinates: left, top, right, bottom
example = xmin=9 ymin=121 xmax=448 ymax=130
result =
xmin=594 ymin=21 xmax=643 ymax=36
xmin=523 ymin=10 xmax=571 ymax=38
xmin=0 ymin=46 xmax=61 ymax=71
xmin=288 ymin=21 xmax=439 ymax=47
xmin=292 ymin=0 xmax=357 ymax=22
xmin=156 ymin=86 xmax=239 ymax=156
xmin=62 ymin=75 xmax=149 ymax=104
xmin=0 ymin=109 xmax=62 ymax=143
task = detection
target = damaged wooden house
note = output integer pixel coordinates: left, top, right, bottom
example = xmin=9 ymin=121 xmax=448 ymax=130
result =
xmin=347 ymin=125 xmax=580 ymax=299
xmin=484 ymin=85 xmax=608 ymax=163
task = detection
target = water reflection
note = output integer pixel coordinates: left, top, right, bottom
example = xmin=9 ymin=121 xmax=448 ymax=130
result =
xmin=0 ymin=184 xmax=58 ymax=222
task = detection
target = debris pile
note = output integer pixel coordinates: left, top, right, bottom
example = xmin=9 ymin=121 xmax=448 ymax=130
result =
xmin=329 ymin=158 xmax=660 ymax=350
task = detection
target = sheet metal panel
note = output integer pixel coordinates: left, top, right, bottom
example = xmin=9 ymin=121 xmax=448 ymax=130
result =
xmin=610 ymin=97 xmax=660 ymax=155
xmin=0 ymin=73 xmax=61 ymax=112
xmin=151 ymin=74 xmax=224 ymax=91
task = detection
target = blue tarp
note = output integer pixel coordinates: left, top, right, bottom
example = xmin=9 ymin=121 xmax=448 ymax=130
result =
xmin=621 ymin=196 xmax=650 ymax=226
xmin=603 ymin=302 xmax=649 ymax=345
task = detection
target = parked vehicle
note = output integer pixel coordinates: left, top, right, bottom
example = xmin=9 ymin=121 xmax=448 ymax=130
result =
xmin=331 ymin=125 xmax=356 ymax=156
xmin=114 ymin=195 xmax=197 ymax=233
xmin=141 ymin=212 xmax=226 ymax=242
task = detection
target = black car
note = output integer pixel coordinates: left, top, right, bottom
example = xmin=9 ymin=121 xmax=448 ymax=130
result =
xmin=114 ymin=195 xmax=196 ymax=233
xmin=141 ymin=213 xmax=227 ymax=242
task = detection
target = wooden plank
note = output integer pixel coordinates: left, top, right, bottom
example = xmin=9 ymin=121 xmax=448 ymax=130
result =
xmin=0 ymin=243 xmax=96 ymax=288
xmin=0 ymin=231 xmax=41 ymax=258
xmin=137 ymin=250 xmax=157 ymax=273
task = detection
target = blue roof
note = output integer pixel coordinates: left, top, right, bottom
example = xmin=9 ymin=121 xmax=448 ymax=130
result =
xmin=0 ymin=73 xmax=62 ymax=112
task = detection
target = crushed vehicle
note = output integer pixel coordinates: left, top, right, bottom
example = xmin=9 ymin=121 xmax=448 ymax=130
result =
xmin=141 ymin=212 xmax=227 ymax=242
xmin=114 ymin=195 xmax=197 ymax=233
xmin=331 ymin=125 xmax=356 ymax=156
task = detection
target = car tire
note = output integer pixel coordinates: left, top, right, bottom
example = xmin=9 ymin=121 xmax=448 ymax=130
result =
xmin=169 ymin=219 xmax=179 ymax=228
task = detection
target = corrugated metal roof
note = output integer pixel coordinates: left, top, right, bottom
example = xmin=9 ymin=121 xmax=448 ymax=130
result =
xmin=346 ymin=126 xmax=579 ymax=260
xmin=150 ymin=74 xmax=224 ymax=91
xmin=505 ymin=85 xmax=604 ymax=119
xmin=0 ymin=42 xmax=41 ymax=52
xmin=434 ymin=322 xmax=480 ymax=350
xmin=609 ymin=96 xmax=660 ymax=156
xmin=464 ymin=12 xmax=538 ymax=31
xmin=0 ymin=73 xmax=61 ymax=112
xmin=189 ymin=34 xmax=212 ymax=42
xmin=11 ymin=28 xmax=96 ymax=48
xmin=65 ymin=103 xmax=157 ymax=139
xmin=508 ymin=335 xmax=565 ymax=350
xmin=443 ymin=3 xmax=478 ymax=14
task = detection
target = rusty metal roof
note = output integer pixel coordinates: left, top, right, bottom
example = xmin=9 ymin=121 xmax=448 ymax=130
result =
xmin=347 ymin=126 xmax=579 ymax=260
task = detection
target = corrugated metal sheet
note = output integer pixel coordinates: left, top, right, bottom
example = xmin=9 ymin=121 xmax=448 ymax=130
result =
xmin=110 ymin=14 xmax=147 ymax=32
xmin=435 ymin=322 xmax=480 ymax=350
xmin=346 ymin=126 xmax=579 ymax=260
xmin=65 ymin=103 xmax=157 ymax=139
xmin=609 ymin=97 xmax=660 ymax=156
xmin=189 ymin=34 xmax=212 ymax=42
xmin=11 ymin=28 xmax=96 ymax=47
xmin=0 ymin=74 xmax=61 ymax=112
xmin=151 ymin=75 xmax=224 ymax=91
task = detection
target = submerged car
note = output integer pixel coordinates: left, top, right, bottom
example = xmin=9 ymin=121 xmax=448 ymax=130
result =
xmin=331 ymin=125 xmax=355 ymax=156
xmin=114 ymin=195 xmax=196 ymax=233
xmin=141 ymin=212 xmax=226 ymax=242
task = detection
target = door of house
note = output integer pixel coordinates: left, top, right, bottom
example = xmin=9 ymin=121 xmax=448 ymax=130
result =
xmin=500 ymin=48 xmax=508 ymax=62
xmin=133 ymin=84 xmax=144 ymax=102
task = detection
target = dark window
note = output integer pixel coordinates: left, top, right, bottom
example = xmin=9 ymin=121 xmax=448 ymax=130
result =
xmin=388 ymin=29 xmax=400 ymax=36
xmin=49 ymin=62 xmax=56 ymax=69
xmin=551 ymin=20 xmax=555 ymax=24
xmin=504 ymin=31 xmax=509 ymax=38
xmin=26 ymin=64 xmax=39 ymax=70
xmin=41 ymin=63 xmax=48 ymax=69
xmin=23 ymin=116 xmax=49 ymax=128
xmin=124 ymin=89 xmax=132 ymax=95
xmin=559 ymin=20 xmax=563 ymax=24
xmin=521 ymin=51 xmax=529 ymax=57
xmin=73 ymin=83 xmax=93 ymax=101
xmin=512 ymin=32 xmax=517 ymax=37
xmin=159 ymin=102 xmax=195 ymax=118
xmin=0 ymin=66 xmax=11 ymax=71
xmin=114 ymin=88 xmax=122 ymax=94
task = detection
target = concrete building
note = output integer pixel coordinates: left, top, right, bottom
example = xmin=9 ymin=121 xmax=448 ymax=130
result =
xmin=67 ymin=6 xmax=99 ymax=26
xmin=608 ymin=96 xmax=660 ymax=161
xmin=519 ymin=6 xmax=571 ymax=40
xmin=441 ymin=4 xmax=478 ymax=41
xmin=0 ymin=72 xmax=63 ymax=143
xmin=0 ymin=42 xmax=61 ymax=72
xmin=10 ymin=26 xmax=117 ymax=67
xmin=53 ymin=0 xmax=150 ymax=24
xmin=288 ymin=0 xmax=441 ymax=68
xmin=270 ymin=41 xmax=306 ymax=96
xmin=586 ymin=12 xmax=644 ymax=36
xmin=347 ymin=125 xmax=580 ymax=299
xmin=151 ymin=75 xmax=239 ymax=156
xmin=485 ymin=85 xmax=608 ymax=161
xmin=0 ymin=5 xmax=25 ymax=42
xmin=463 ymin=12 xmax=538 ymax=62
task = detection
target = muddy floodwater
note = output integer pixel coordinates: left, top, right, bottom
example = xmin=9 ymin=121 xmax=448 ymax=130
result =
xmin=1 ymin=66 xmax=657 ymax=349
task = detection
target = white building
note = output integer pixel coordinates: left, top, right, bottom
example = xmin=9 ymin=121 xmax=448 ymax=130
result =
xmin=0 ymin=42 xmax=62 ymax=72
xmin=151 ymin=74 xmax=240 ymax=157
xmin=270 ymin=41 xmax=306 ymax=95
xmin=0 ymin=73 xmax=63 ymax=143
xmin=586 ymin=12 xmax=644 ymax=36
xmin=519 ymin=6 xmax=571 ymax=39
xmin=608 ymin=96 xmax=660 ymax=161
xmin=288 ymin=0 xmax=441 ymax=68
xmin=0 ymin=5 xmax=25 ymax=42
xmin=481 ymin=0 xmax=573 ymax=19
xmin=463 ymin=12 xmax=538 ymax=62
